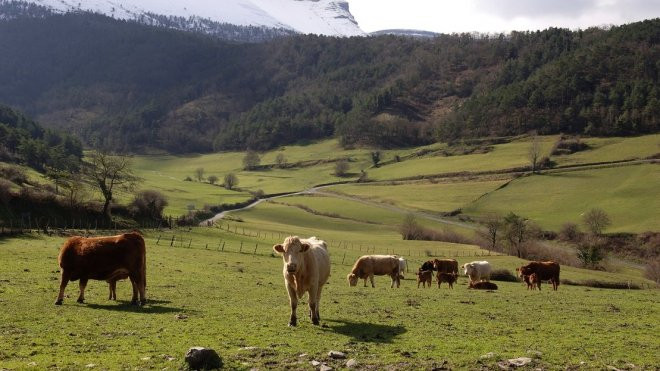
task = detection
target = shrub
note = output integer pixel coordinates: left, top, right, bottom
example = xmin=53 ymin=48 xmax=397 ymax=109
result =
xmin=243 ymin=151 xmax=260 ymax=170
xmin=400 ymin=213 xmax=475 ymax=244
xmin=561 ymin=279 xmax=640 ymax=290
xmin=334 ymin=160 xmax=349 ymax=177
xmin=130 ymin=190 xmax=168 ymax=219
xmin=551 ymin=136 xmax=589 ymax=155
xmin=183 ymin=176 xmax=192 ymax=181
xmin=0 ymin=178 xmax=13 ymax=205
xmin=576 ymin=235 xmax=607 ymax=268
xmin=207 ymin=175 xmax=219 ymax=185
xmin=644 ymin=258 xmax=660 ymax=284
xmin=0 ymin=165 xmax=28 ymax=185
xmin=275 ymin=153 xmax=287 ymax=168
xmin=559 ymin=222 xmax=582 ymax=242
xmin=224 ymin=173 xmax=238 ymax=190
xmin=490 ymin=269 xmax=518 ymax=282
xmin=582 ymin=208 xmax=611 ymax=235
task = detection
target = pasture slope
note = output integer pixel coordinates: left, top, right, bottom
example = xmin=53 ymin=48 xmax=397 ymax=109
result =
xmin=0 ymin=228 xmax=658 ymax=370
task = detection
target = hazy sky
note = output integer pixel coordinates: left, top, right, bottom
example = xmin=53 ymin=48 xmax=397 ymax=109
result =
xmin=349 ymin=0 xmax=660 ymax=33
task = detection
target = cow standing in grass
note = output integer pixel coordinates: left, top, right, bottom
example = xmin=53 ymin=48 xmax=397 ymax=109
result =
xmin=273 ymin=236 xmax=330 ymax=327
xmin=519 ymin=261 xmax=560 ymax=291
xmin=462 ymin=261 xmax=491 ymax=283
xmin=347 ymin=255 xmax=401 ymax=288
xmin=55 ymin=231 xmax=147 ymax=305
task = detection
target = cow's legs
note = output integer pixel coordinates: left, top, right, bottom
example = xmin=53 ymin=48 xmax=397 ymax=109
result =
xmin=55 ymin=270 xmax=71 ymax=305
xmin=77 ymin=278 xmax=88 ymax=303
xmin=369 ymin=274 xmax=375 ymax=288
xmin=314 ymin=285 xmax=324 ymax=324
xmin=108 ymin=280 xmax=116 ymax=300
xmin=363 ymin=278 xmax=367 ymax=287
xmin=129 ymin=276 xmax=139 ymax=305
xmin=308 ymin=285 xmax=320 ymax=325
xmin=286 ymin=283 xmax=297 ymax=327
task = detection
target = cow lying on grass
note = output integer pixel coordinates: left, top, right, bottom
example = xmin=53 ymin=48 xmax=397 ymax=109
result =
xmin=416 ymin=270 xmax=433 ymax=288
xmin=55 ymin=231 xmax=147 ymax=305
xmin=348 ymin=255 xmax=400 ymax=288
xmin=436 ymin=272 xmax=457 ymax=289
xmin=468 ymin=281 xmax=498 ymax=290
xmin=273 ymin=236 xmax=330 ymax=327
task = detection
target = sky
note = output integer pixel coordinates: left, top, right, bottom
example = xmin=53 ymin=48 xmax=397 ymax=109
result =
xmin=349 ymin=0 xmax=660 ymax=34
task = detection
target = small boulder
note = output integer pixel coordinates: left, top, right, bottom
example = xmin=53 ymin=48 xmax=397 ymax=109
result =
xmin=320 ymin=365 xmax=333 ymax=371
xmin=498 ymin=357 xmax=533 ymax=369
xmin=311 ymin=360 xmax=321 ymax=367
xmin=328 ymin=351 xmax=346 ymax=359
xmin=185 ymin=347 xmax=223 ymax=370
xmin=346 ymin=359 xmax=358 ymax=368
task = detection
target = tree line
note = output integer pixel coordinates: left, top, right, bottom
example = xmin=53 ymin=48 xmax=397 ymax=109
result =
xmin=0 ymin=13 xmax=658 ymax=154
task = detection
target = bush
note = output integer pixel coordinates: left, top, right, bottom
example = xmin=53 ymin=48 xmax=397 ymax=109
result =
xmin=0 ymin=165 xmax=28 ymax=185
xmin=559 ymin=222 xmax=582 ymax=242
xmin=334 ymin=160 xmax=349 ymax=177
xmin=0 ymin=178 xmax=13 ymax=205
xmin=130 ymin=190 xmax=168 ymax=219
xmin=551 ymin=136 xmax=589 ymax=155
xmin=644 ymin=259 xmax=660 ymax=284
xmin=183 ymin=176 xmax=192 ymax=182
xmin=582 ymin=208 xmax=611 ymax=235
xmin=490 ymin=269 xmax=518 ymax=282
xmin=207 ymin=175 xmax=219 ymax=185
xmin=577 ymin=236 xmax=607 ymax=268
xmin=561 ymin=279 xmax=640 ymax=290
xmin=243 ymin=151 xmax=260 ymax=170
xmin=400 ymin=213 xmax=475 ymax=244
xmin=224 ymin=173 xmax=238 ymax=190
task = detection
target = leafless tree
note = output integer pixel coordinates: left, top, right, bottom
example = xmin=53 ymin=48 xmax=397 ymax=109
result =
xmin=207 ymin=175 xmax=219 ymax=185
xmin=275 ymin=153 xmax=287 ymax=168
xmin=195 ymin=167 xmax=205 ymax=182
xmin=528 ymin=132 xmax=542 ymax=173
xmin=582 ymin=208 xmax=611 ymax=235
xmin=224 ymin=173 xmax=238 ymax=190
xmin=243 ymin=151 xmax=261 ymax=170
xmin=334 ymin=159 xmax=349 ymax=177
xmin=86 ymin=151 xmax=139 ymax=218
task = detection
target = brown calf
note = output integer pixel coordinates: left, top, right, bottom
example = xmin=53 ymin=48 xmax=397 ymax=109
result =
xmin=436 ymin=272 xmax=457 ymax=289
xmin=416 ymin=270 xmax=433 ymax=288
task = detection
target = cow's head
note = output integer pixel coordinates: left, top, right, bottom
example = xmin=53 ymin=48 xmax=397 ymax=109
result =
xmin=273 ymin=236 xmax=310 ymax=274
xmin=462 ymin=263 xmax=473 ymax=276
xmin=519 ymin=266 xmax=534 ymax=276
xmin=347 ymin=273 xmax=358 ymax=286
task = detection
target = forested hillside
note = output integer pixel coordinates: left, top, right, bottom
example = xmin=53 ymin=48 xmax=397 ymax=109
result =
xmin=0 ymin=13 xmax=658 ymax=153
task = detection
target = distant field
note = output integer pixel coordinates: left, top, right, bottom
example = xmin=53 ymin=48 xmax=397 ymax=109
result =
xmin=0 ymin=230 xmax=657 ymax=369
xmin=327 ymin=178 xmax=510 ymax=214
xmin=552 ymin=134 xmax=660 ymax=166
xmin=463 ymin=163 xmax=660 ymax=233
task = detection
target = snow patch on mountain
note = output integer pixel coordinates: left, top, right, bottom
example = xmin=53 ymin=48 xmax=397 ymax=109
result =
xmin=20 ymin=0 xmax=364 ymax=36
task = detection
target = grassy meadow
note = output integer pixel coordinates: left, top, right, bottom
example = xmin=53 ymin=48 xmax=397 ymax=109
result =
xmin=2 ymin=134 xmax=660 ymax=369
xmin=0 ymin=229 xmax=658 ymax=370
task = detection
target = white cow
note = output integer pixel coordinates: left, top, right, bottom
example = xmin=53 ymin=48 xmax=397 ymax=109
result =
xmin=398 ymin=257 xmax=407 ymax=279
xmin=462 ymin=261 xmax=491 ymax=283
xmin=273 ymin=236 xmax=330 ymax=327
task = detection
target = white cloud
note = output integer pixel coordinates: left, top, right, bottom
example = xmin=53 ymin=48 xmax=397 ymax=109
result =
xmin=348 ymin=0 xmax=660 ymax=33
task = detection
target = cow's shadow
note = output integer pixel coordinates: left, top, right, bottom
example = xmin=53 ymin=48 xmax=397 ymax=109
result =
xmin=325 ymin=319 xmax=406 ymax=343
xmin=85 ymin=299 xmax=185 ymax=314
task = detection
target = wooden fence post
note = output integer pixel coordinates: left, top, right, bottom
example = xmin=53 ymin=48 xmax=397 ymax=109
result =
xmin=254 ymin=243 xmax=258 ymax=254
xmin=188 ymin=239 xmax=192 ymax=248
xmin=156 ymin=235 xmax=161 ymax=245
xmin=222 ymin=241 xmax=225 ymax=251
xmin=342 ymin=252 xmax=346 ymax=265
xmin=240 ymin=241 xmax=243 ymax=253
xmin=170 ymin=235 xmax=175 ymax=246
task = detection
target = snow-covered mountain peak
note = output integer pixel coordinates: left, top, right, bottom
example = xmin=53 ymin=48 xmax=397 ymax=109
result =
xmin=18 ymin=0 xmax=365 ymax=36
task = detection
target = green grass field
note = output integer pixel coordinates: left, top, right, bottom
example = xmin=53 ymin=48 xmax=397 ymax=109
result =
xmin=552 ymin=134 xmax=660 ymax=166
xmin=0 ymin=230 xmax=657 ymax=369
xmin=463 ymin=164 xmax=660 ymax=233
xmin=327 ymin=178 xmax=510 ymax=214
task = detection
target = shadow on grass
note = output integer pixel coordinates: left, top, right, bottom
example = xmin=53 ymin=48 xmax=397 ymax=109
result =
xmin=325 ymin=319 xmax=406 ymax=343
xmin=85 ymin=299 xmax=184 ymax=314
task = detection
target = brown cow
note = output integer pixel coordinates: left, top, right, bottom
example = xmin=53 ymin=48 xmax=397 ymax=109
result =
xmin=468 ymin=281 xmax=498 ymax=290
xmin=416 ymin=270 xmax=433 ymax=288
xmin=436 ymin=272 xmax=457 ymax=289
xmin=432 ymin=259 xmax=459 ymax=275
xmin=347 ymin=255 xmax=400 ymax=288
xmin=419 ymin=260 xmax=434 ymax=272
xmin=273 ymin=236 xmax=330 ymax=327
xmin=55 ymin=231 xmax=147 ymax=305
xmin=519 ymin=261 xmax=560 ymax=291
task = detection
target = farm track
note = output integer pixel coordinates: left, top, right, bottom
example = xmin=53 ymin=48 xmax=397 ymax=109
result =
xmin=202 ymin=158 xmax=656 ymax=230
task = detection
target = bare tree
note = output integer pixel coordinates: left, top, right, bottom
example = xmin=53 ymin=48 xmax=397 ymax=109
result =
xmin=130 ymin=190 xmax=168 ymax=219
xmin=334 ymin=159 xmax=349 ymax=177
xmin=479 ymin=215 xmax=502 ymax=251
xmin=371 ymin=151 xmax=381 ymax=167
xmin=243 ymin=151 xmax=261 ymax=171
xmin=582 ymin=208 xmax=611 ymax=235
xmin=503 ymin=212 xmax=528 ymax=258
xmin=528 ymin=132 xmax=542 ymax=173
xmin=61 ymin=175 xmax=88 ymax=209
xmin=194 ymin=167 xmax=205 ymax=182
xmin=275 ymin=153 xmax=287 ymax=168
xmin=86 ymin=151 xmax=139 ymax=218
xmin=224 ymin=173 xmax=238 ymax=190
xmin=207 ymin=175 xmax=219 ymax=185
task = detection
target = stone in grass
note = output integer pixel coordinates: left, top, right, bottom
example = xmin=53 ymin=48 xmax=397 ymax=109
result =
xmin=497 ymin=357 xmax=533 ymax=369
xmin=185 ymin=347 xmax=223 ymax=370
xmin=320 ymin=365 xmax=333 ymax=371
xmin=328 ymin=350 xmax=346 ymax=359
xmin=346 ymin=359 xmax=358 ymax=368
xmin=311 ymin=360 xmax=321 ymax=367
